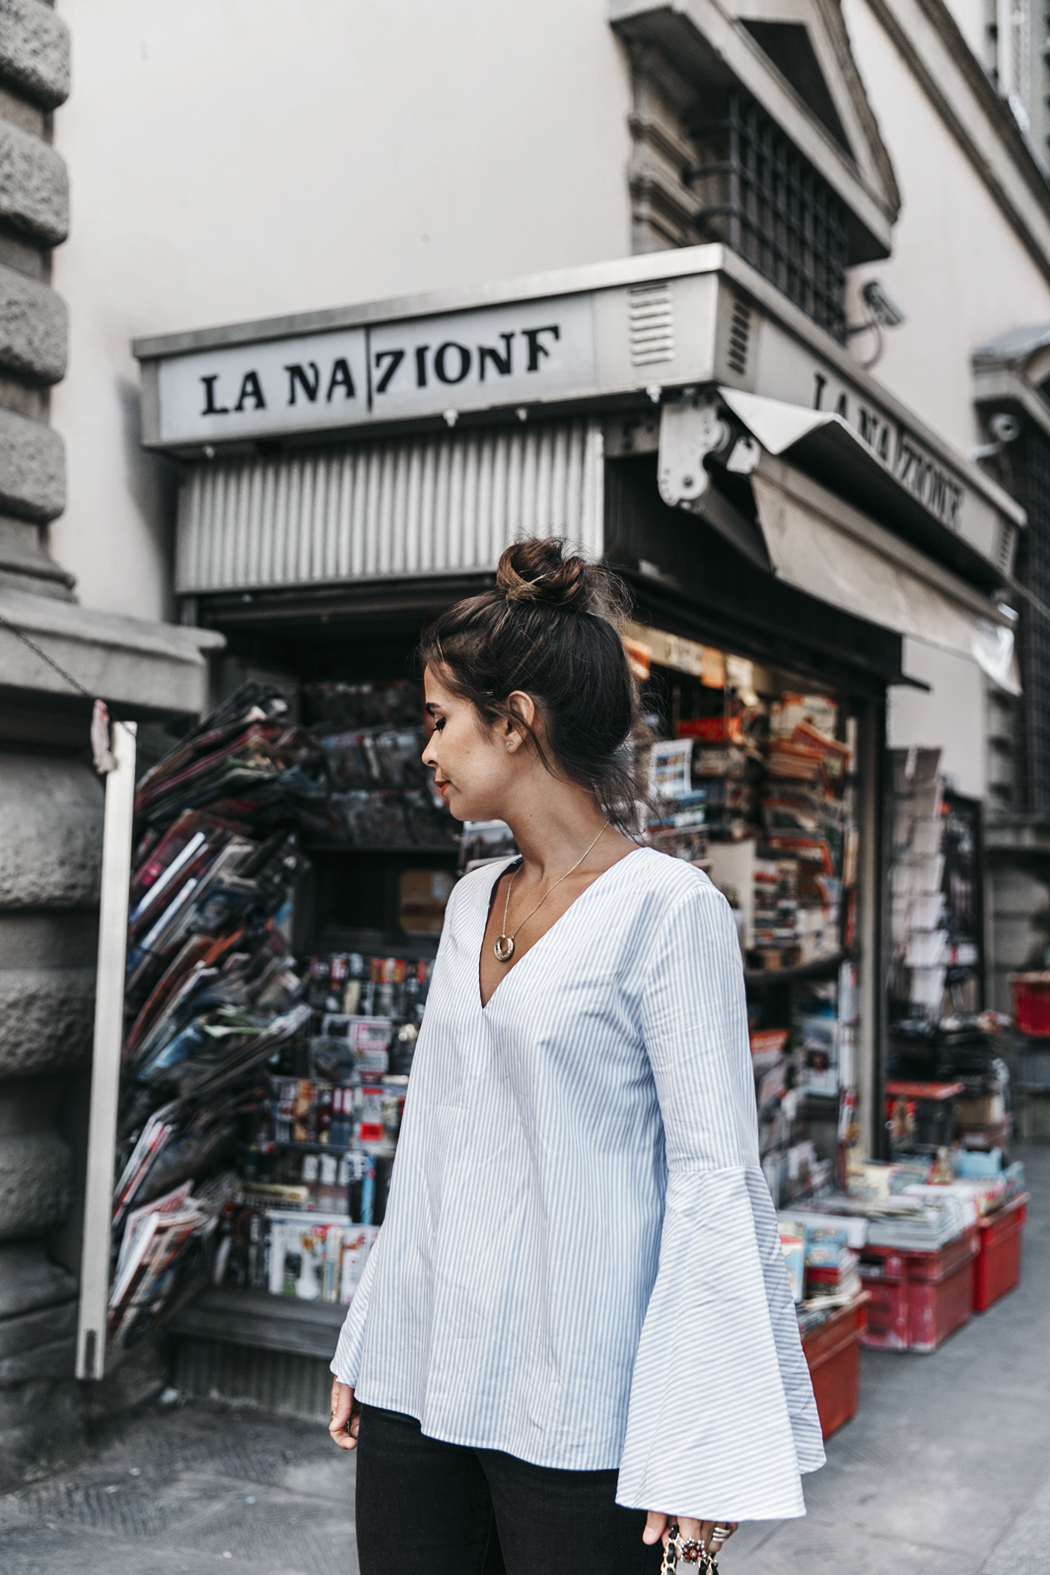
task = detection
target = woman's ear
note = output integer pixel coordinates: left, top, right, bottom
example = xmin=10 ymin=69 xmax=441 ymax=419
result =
xmin=504 ymin=691 xmax=536 ymax=754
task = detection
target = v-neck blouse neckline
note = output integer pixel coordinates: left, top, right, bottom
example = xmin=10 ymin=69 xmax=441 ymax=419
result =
xmin=478 ymin=844 xmax=648 ymax=1012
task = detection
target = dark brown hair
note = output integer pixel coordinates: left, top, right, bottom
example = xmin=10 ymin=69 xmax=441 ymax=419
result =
xmin=420 ymin=538 xmax=643 ymax=834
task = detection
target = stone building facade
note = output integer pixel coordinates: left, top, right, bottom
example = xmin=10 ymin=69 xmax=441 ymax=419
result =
xmin=0 ymin=0 xmax=218 ymax=1479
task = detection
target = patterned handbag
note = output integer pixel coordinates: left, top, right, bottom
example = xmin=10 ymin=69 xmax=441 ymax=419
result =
xmin=660 ymin=1525 xmax=720 ymax=1574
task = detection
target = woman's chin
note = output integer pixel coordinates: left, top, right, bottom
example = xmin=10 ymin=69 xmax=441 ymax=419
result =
xmin=447 ymin=796 xmax=500 ymax=826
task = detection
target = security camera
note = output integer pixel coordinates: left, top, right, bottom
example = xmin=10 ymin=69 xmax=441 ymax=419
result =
xmin=988 ymin=411 xmax=1021 ymax=444
xmin=861 ymin=279 xmax=907 ymax=328
xmin=969 ymin=409 xmax=1023 ymax=460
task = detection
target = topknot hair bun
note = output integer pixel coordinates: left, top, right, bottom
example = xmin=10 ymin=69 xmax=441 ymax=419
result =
xmin=420 ymin=536 xmax=640 ymax=834
xmin=495 ymin=538 xmax=593 ymax=613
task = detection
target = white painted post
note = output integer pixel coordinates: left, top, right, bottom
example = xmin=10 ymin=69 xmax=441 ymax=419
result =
xmin=76 ymin=719 xmax=137 ymax=1380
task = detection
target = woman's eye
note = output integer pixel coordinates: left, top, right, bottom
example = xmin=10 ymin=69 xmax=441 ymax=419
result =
xmin=433 ymin=717 xmax=445 ymax=731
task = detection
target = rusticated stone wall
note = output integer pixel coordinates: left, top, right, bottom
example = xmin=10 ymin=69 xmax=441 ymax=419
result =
xmin=0 ymin=0 xmax=87 ymax=1480
xmin=0 ymin=7 xmax=220 ymax=1477
xmin=0 ymin=0 xmax=70 ymax=595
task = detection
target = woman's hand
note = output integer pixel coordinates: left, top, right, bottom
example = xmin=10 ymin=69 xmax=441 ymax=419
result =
xmin=329 ymin=1378 xmax=360 ymax=1451
xmin=643 ymin=1513 xmax=738 ymax=1555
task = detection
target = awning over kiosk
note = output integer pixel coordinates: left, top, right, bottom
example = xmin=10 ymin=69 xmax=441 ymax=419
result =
xmin=717 ymin=388 xmax=1017 ymax=589
xmin=748 ymin=458 xmax=1021 ymax=694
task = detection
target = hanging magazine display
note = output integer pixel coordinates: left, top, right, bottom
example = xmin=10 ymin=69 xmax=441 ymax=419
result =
xmin=105 ymin=680 xmax=458 ymax=1352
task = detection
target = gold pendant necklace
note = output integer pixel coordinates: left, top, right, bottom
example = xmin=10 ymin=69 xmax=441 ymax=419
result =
xmin=493 ymin=824 xmax=608 ymax=963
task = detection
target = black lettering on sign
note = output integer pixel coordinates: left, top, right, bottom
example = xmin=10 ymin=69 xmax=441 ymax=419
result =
xmin=523 ymin=324 xmax=560 ymax=372
xmin=200 ymin=374 xmax=229 ymax=416
xmin=857 ymin=406 xmax=878 ymax=446
xmin=812 ymin=372 xmax=827 ymax=411
xmin=434 ymin=342 xmax=471 ymax=384
xmin=887 ymin=429 xmax=964 ymax=528
xmin=927 ymin=467 xmax=945 ymax=516
xmin=479 ymin=333 xmax=514 ymax=380
xmin=285 ymin=362 xmax=320 ymax=404
xmin=234 ymin=370 xmax=266 ymax=412
xmin=946 ymin=485 xmax=962 ymax=529
xmin=415 ymin=345 xmax=430 ymax=388
xmin=374 ymin=348 xmax=405 ymax=394
xmin=326 ymin=359 xmax=356 ymax=401
xmin=895 ymin=434 xmax=917 ymax=489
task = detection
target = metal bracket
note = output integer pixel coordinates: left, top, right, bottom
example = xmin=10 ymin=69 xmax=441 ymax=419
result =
xmin=657 ymin=391 xmax=733 ymax=512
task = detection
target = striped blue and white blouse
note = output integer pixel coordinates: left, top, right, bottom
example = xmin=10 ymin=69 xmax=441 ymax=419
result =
xmin=331 ymin=846 xmax=825 ymax=1520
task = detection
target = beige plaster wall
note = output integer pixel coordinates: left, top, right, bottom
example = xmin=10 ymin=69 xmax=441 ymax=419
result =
xmin=842 ymin=0 xmax=1050 ymax=452
xmin=50 ymin=0 xmax=633 ymax=620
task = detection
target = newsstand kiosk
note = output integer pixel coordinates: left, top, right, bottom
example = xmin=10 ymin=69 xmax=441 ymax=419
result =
xmin=77 ymin=246 xmax=1023 ymax=1420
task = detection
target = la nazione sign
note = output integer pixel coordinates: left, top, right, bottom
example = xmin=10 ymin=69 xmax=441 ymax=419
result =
xmin=138 ymin=253 xmax=1020 ymax=582
xmin=154 ymin=294 xmax=597 ymax=446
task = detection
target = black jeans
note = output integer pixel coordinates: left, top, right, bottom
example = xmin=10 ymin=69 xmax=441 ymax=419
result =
xmin=355 ymin=1404 xmax=665 ymax=1575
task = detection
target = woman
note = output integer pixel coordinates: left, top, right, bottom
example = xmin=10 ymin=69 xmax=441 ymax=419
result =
xmin=329 ymin=538 xmax=824 ymax=1574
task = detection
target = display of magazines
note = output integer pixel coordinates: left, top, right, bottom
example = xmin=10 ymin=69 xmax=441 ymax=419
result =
xmin=641 ymin=651 xmax=862 ymax=1210
xmin=108 ymin=680 xmax=457 ymax=1349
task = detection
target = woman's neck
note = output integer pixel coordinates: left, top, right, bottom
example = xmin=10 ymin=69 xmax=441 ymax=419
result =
xmin=499 ymin=779 xmax=631 ymax=883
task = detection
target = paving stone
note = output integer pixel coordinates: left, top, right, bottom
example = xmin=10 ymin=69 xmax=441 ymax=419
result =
xmin=171 ymin=1475 xmax=355 ymax=1568
xmin=981 ymin=1472 xmax=1050 ymax=1574
xmin=0 ymin=1522 xmax=279 ymax=1575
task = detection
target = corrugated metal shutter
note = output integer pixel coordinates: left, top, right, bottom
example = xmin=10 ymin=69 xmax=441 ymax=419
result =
xmin=173 ymin=1337 xmax=333 ymax=1420
xmin=175 ymin=418 xmax=604 ymax=594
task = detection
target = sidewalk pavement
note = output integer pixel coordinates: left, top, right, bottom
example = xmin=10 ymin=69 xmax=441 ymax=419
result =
xmin=1 ymin=1142 xmax=1047 ymax=1574
xmin=731 ymin=1140 xmax=1050 ymax=1575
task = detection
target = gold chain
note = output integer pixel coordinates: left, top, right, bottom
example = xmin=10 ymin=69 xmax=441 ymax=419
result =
xmin=493 ymin=824 xmax=607 ymax=963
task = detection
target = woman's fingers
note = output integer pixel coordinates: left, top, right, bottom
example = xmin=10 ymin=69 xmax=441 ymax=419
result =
xmin=642 ymin=1511 xmax=668 ymax=1546
xmin=678 ymin=1518 xmax=709 ymax=1549
xmin=641 ymin=1514 xmax=708 ymax=1549
xmin=642 ymin=1514 xmax=740 ymax=1551
xmin=328 ymin=1379 xmax=358 ymax=1451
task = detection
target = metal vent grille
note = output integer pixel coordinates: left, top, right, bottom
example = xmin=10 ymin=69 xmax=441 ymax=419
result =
xmin=727 ymin=299 xmax=751 ymax=376
xmin=995 ymin=520 xmax=1015 ymax=574
xmin=628 ymin=282 xmax=675 ymax=367
xmin=175 ymin=418 xmax=604 ymax=595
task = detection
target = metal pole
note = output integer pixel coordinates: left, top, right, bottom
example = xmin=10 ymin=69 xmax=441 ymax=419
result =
xmin=76 ymin=719 xmax=137 ymax=1380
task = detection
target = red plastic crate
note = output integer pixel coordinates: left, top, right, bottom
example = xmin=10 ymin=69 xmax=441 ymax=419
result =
xmin=1010 ymin=973 xmax=1050 ymax=1037
xmin=973 ymin=1194 xmax=1028 ymax=1312
xmin=858 ymin=1231 xmax=977 ymax=1352
xmin=802 ymin=1295 xmax=868 ymax=1439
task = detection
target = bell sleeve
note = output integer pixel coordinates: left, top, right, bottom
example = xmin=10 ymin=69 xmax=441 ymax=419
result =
xmin=616 ymin=877 xmax=825 ymax=1522
xmin=330 ymin=1228 xmax=383 ymax=1388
